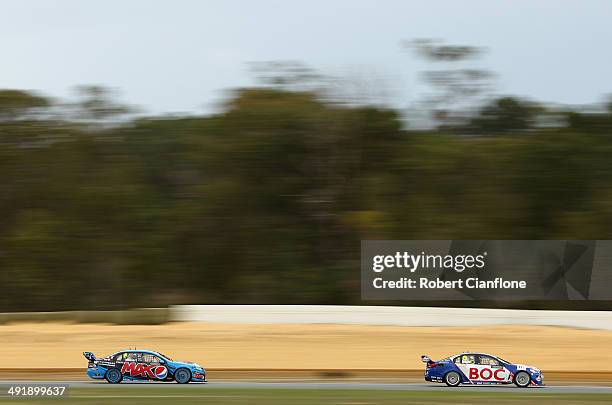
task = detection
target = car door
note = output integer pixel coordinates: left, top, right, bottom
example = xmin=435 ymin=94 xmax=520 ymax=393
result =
xmin=472 ymin=354 xmax=512 ymax=383
xmin=119 ymin=352 xmax=149 ymax=380
xmin=142 ymin=353 xmax=168 ymax=380
xmin=453 ymin=353 xmax=477 ymax=383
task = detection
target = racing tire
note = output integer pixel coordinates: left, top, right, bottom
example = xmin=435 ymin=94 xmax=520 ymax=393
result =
xmin=444 ymin=371 xmax=461 ymax=387
xmin=514 ymin=371 xmax=531 ymax=388
xmin=174 ymin=368 xmax=192 ymax=384
xmin=105 ymin=368 xmax=123 ymax=384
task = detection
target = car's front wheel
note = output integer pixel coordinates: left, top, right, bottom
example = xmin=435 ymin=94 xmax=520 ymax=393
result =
xmin=514 ymin=371 xmax=531 ymax=388
xmin=444 ymin=371 xmax=461 ymax=387
xmin=105 ymin=368 xmax=123 ymax=384
xmin=174 ymin=368 xmax=191 ymax=384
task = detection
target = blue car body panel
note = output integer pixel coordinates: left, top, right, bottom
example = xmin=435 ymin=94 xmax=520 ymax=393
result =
xmin=85 ymin=349 xmax=206 ymax=383
xmin=423 ymin=352 xmax=544 ymax=386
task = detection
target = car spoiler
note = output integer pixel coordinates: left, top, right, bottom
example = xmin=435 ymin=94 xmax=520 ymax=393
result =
xmin=421 ymin=355 xmax=432 ymax=363
xmin=83 ymin=352 xmax=96 ymax=362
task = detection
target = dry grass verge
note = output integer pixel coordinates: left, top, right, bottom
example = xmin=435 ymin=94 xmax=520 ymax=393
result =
xmin=0 ymin=322 xmax=610 ymax=374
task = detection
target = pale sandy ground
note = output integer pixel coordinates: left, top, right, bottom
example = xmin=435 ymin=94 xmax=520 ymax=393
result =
xmin=1 ymin=322 xmax=611 ymax=373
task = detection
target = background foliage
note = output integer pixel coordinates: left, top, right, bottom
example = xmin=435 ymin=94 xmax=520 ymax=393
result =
xmin=1 ymin=85 xmax=612 ymax=311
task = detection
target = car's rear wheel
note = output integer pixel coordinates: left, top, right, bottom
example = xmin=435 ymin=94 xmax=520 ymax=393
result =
xmin=175 ymin=368 xmax=191 ymax=384
xmin=105 ymin=368 xmax=123 ymax=384
xmin=444 ymin=371 xmax=461 ymax=387
xmin=514 ymin=371 xmax=531 ymax=388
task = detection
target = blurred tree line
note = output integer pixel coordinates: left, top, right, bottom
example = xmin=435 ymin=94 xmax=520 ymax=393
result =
xmin=2 ymin=82 xmax=612 ymax=311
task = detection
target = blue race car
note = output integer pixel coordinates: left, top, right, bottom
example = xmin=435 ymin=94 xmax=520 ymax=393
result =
xmin=422 ymin=352 xmax=543 ymax=387
xmin=83 ymin=349 xmax=206 ymax=384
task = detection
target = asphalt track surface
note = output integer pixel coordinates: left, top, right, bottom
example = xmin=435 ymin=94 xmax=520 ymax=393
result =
xmin=5 ymin=381 xmax=612 ymax=394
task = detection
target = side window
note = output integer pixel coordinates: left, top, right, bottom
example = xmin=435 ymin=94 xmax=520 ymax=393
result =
xmin=142 ymin=353 xmax=162 ymax=364
xmin=113 ymin=352 xmax=127 ymax=362
xmin=125 ymin=352 xmax=140 ymax=362
xmin=453 ymin=356 xmax=461 ymax=364
xmin=459 ymin=354 xmax=476 ymax=364
xmin=478 ymin=355 xmax=500 ymax=366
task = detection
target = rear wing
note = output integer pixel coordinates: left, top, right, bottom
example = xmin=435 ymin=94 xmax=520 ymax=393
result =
xmin=421 ymin=355 xmax=432 ymax=363
xmin=83 ymin=352 xmax=96 ymax=362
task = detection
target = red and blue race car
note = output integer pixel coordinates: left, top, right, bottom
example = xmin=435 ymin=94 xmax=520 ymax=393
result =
xmin=84 ymin=349 xmax=206 ymax=384
xmin=422 ymin=352 xmax=543 ymax=387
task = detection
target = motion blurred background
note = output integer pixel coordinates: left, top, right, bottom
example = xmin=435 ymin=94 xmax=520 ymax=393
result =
xmin=1 ymin=0 xmax=612 ymax=313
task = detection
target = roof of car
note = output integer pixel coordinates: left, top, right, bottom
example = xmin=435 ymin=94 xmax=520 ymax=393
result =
xmin=110 ymin=349 xmax=162 ymax=356
xmin=450 ymin=352 xmax=498 ymax=358
xmin=121 ymin=349 xmax=158 ymax=353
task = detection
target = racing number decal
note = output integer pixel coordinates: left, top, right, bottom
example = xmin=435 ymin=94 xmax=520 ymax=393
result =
xmin=120 ymin=362 xmax=168 ymax=379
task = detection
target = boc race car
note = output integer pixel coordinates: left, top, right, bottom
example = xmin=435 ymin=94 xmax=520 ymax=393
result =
xmin=422 ymin=352 xmax=543 ymax=387
xmin=83 ymin=349 xmax=206 ymax=384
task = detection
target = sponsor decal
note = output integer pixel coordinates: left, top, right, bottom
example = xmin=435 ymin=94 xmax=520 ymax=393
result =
xmin=120 ymin=362 xmax=168 ymax=379
xmin=468 ymin=367 xmax=507 ymax=381
xmin=154 ymin=365 xmax=168 ymax=379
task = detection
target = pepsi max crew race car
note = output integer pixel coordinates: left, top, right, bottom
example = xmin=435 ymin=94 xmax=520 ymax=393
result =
xmin=83 ymin=349 xmax=206 ymax=384
xmin=422 ymin=352 xmax=543 ymax=387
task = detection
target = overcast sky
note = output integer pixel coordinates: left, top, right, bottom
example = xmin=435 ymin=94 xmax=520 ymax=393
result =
xmin=1 ymin=0 xmax=611 ymax=115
